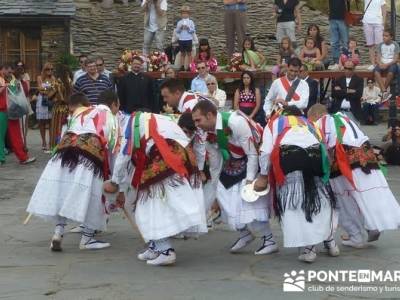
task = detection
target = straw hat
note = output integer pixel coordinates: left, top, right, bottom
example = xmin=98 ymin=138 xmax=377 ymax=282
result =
xmin=181 ymin=5 xmax=190 ymax=13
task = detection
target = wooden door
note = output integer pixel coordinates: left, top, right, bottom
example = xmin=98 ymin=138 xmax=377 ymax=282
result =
xmin=0 ymin=27 xmax=41 ymax=81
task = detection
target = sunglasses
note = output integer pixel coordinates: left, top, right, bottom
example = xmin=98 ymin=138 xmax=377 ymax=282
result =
xmin=198 ymin=66 xmax=206 ymax=70
xmin=344 ymin=67 xmax=354 ymax=70
xmin=45 ymin=68 xmax=53 ymax=71
xmin=79 ymin=61 xmax=86 ymax=64
xmin=207 ymin=82 xmax=216 ymax=86
xmin=96 ymin=64 xmax=104 ymax=67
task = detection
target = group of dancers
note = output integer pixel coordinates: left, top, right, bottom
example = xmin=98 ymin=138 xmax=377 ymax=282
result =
xmin=27 ymin=58 xmax=400 ymax=266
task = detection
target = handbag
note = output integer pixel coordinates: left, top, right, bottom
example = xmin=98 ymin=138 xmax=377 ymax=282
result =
xmin=344 ymin=0 xmax=372 ymax=27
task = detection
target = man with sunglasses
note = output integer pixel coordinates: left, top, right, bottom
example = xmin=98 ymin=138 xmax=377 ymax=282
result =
xmin=95 ymin=57 xmax=112 ymax=79
xmin=330 ymin=60 xmax=364 ymax=123
xmin=73 ymin=54 xmax=88 ymax=84
xmin=190 ymin=61 xmax=211 ymax=94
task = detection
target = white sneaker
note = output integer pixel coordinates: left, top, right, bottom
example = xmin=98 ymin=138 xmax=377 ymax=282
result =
xmin=298 ymin=246 xmax=317 ymax=263
xmin=230 ymin=232 xmax=255 ymax=253
xmin=323 ymin=239 xmax=340 ymax=257
xmin=69 ymin=225 xmax=84 ymax=233
xmin=79 ymin=239 xmax=110 ymax=250
xmin=367 ymin=65 xmax=375 ymax=71
xmin=137 ymin=247 xmax=160 ymax=261
xmin=342 ymin=239 xmax=365 ymax=249
xmin=20 ymin=157 xmax=36 ymax=165
xmin=50 ymin=233 xmax=63 ymax=252
xmin=146 ymin=249 xmax=176 ymax=266
xmin=328 ymin=64 xmax=340 ymax=70
xmin=367 ymin=230 xmax=381 ymax=242
xmin=254 ymin=234 xmax=279 ymax=255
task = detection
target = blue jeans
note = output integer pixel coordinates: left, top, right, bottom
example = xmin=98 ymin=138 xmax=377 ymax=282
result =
xmin=329 ymin=20 xmax=349 ymax=63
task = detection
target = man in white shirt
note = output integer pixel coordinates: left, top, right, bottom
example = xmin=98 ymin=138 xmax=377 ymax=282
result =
xmin=142 ymin=0 xmax=168 ymax=55
xmin=264 ymin=57 xmax=309 ymax=118
xmin=73 ymin=54 xmax=87 ymax=84
xmin=362 ymin=0 xmax=386 ymax=69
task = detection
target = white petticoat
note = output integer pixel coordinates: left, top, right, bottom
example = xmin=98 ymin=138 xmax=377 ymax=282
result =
xmin=217 ymin=180 xmax=270 ymax=231
xmin=130 ymin=176 xmax=207 ymax=242
xmin=27 ymin=159 xmax=107 ymax=231
xmin=330 ymin=169 xmax=400 ymax=231
xmin=278 ymin=171 xmax=336 ymax=248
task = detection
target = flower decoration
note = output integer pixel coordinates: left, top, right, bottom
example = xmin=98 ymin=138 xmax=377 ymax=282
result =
xmin=229 ymin=53 xmax=243 ymax=72
xmin=119 ymin=50 xmax=147 ymax=71
xmin=147 ymin=51 xmax=169 ymax=72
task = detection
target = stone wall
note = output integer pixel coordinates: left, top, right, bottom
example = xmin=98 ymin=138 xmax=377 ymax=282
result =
xmin=71 ymin=0 xmax=368 ymax=70
xmin=41 ymin=23 xmax=69 ymax=63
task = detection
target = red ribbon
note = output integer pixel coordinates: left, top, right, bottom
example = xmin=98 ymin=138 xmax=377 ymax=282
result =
xmin=280 ymin=77 xmax=300 ymax=101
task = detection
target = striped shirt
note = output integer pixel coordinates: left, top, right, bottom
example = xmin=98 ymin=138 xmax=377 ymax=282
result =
xmin=73 ymin=73 xmax=113 ymax=104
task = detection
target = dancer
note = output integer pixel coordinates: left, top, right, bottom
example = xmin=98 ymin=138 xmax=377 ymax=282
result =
xmin=104 ymin=111 xmax=207 ymax=266
xmin=27 ymin=92 xmax=120 ymax=251
xmin=308 ymin=104 xmax=400 ymax=248
xmin=254 ymin=106 xmax=339 ymax=263
xmin=192 ymin=100 xmax=277 ymax=255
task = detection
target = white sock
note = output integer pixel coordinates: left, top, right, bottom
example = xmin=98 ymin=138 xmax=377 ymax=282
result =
xmin=153 ymin=238 xmax=172 ymax=252
xmin=54 ymin=216 xmax=67 ymax=236
xmin=80 ymin=227 xmax=95 ymax=245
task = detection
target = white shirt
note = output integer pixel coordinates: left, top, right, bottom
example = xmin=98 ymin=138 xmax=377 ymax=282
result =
xmin=378 ymin=42 xmax=400 ymax=64
xmin=362 ymin=0 xmax=385 ymax=25
xmin=207 ymin=89 xmax=227 ymax=108
xmin=178 ymin=91 xmax=199 ymax=113
xmin=264 ymin=76 xmax=309 ymax=116
xmin=259 ymin=117 xmax=319 ymax=174
xmin=362 ymin=86 xmax=381 ymax=104
xmin=101 ymin=69 xmax=112 ymax=79
xmin=73 ymin=69 xmax=86 ymax=84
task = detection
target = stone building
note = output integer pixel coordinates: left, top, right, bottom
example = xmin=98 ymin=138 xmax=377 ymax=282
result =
xmin=0 ymin=0 xmax=397 ymax=78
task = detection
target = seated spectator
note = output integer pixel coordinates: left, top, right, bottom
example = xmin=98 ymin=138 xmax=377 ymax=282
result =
xmin=205 ymin=75 xmax=226 ymax=109
xmin=339 ymin=37 xmax=361 ymax=69
xmin=382 ymin=121 xmax=400 ymax=165
xmin=271 ymin=36 xmax=296 ymax=80
xmin=233 ymin=71 xmax=261 ymax=119
xmin=330 ymin=60 xmax=364 ymax=122
xmin=299 ymin=36 xmax=324 ymax=71
xmin=361 ymin=79 xmax=381 ymax=125
xmin=240 ymin=37 xmax=266 ymax=71
xmin=190 ymin=60 xmax=211 ymax=94
xmin=190 ymin=38 xmax=218 ymax=73
xmin=163 ymin=65 xmax=176 ymax=79
xmin=307 ymin=24 xmax=329 ymax=68
xmin=374 ymin=29 xmax=399 ymax=101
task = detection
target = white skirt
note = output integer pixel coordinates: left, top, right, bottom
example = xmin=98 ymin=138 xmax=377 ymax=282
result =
xmin=27 ymin=159 xmax=107 ymax=231
xmin=278 ymin=171 xmax=336 ymax=248
xmin=217 ymin=179 xmax=270 ymax=231
xmin=330 ymin=169 xmax=400 ymax=232
xmin=132 ymin=176 xmax=207 ymax=242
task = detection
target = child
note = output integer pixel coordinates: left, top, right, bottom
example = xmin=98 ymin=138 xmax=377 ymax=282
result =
xmin=299 ymin=36 xmax=323 ymax=71
xmin=374 ymin=30 xmax=399 ymax=101
xmin=190 ymin=38 xmax=218 ymax=73
xmin=271 ymin=36 xmax=296 ymax=80
xmin=339 ymin=37 xmax=360 ymax=69
xmin=175 ymin=5 xmax=196 ymax=71
xmin=240 ymin=37 xmax=266 ymax=71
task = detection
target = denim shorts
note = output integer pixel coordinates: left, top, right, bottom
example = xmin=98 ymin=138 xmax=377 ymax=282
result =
xmin=374 ymin=64 xmax=398 ymax=74
xmin=178 ymin=40 xmax=192 ymax=53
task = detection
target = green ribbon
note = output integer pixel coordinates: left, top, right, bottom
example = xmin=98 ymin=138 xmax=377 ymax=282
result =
xmin=319 ymin=143 xmax=330 ymax=184
xmin=216 ymin=112 xmax=231 ymax=161
xmin=134 ymin=111 xmax=142 ymax=149
xmin=333 ymin=113 xmax=345 ymax=144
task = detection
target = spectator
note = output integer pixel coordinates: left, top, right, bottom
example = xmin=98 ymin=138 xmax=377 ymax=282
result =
xmin=205 ymin=75 xmax=227 ymax=109
xmin=73 ymin=59 xmax=113 ymax=105
xmin=307 ymin=24 xmax=329 ymax=68
xmin=362 ymin=0 xmax=386 ymax=70
xmin=264 ymin=57 xmax=309 ymax=118
xmin=240 ymin=37 xmax=266 ymax=71
xmin=15 ymin=61 xmax=30 ymax=92
xmin=299 ymin=36 xmax=324 ymax=71
xmin=274 ymin=0 xmax=302 ymax=46
xmin=382 ymin=120 xmax=400 ymax=165
xmin=37 ymin=63 xmax=57 ymax=152
xmin=339 ymin=37 xmax=361 ymax=69
xmin=96 ymin=57 xmax=112 ymax=79
xmin=272 ymin=36 xmax=296 ymax=80
xmin=157 ymin=65 xmax=176 ymax=113
xmin=73 ymin=54 xmax=87 ymax=84
xmin=361 ymin=79 xmax=381 ymax=125
xmin=142 ymin=0 xmax=168 ymax=55
xmin=176 ymin=5 xmax=196 ymax=71
xmin=374 ymin=29 xmax=399 ymax=100
xmin=0 ymin=65 xmax=7 ymax=165
xmin=190 ymin=61 xmax=211 ymax=94
xmin=328 ymin=0 xmax=348 ymax=68
xmin=117 ymin=56 xmax=156 ymax=114
xmin=50 ymin=64 xmax=72 ymax=148
xmin=190 ymin=38 xmax=218 ymax=73
xmin=224 ymin=0 xmax=247 ymax=59
xmin=299 ymin=64 xmax=319 ymax=112
xmin=163 ymin=65 xmax=176 ymax=79
xmin=330 ymin=60 xmax=364 ymax=122
xmin=4 ymin=65 xmax=36 ymax=164
xmin=233 ymin=71 xmax=261 ymax=119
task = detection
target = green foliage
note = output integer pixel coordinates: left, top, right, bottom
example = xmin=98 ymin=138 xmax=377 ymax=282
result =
xmin=56 ymin=53 xmax=79 ymax=71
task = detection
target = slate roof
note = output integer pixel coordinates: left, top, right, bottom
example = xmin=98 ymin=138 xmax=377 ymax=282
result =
xmin=0 ymin=0 xmax=75 ymax=16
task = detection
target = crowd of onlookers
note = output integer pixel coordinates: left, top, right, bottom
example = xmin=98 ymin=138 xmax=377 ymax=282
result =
xmin=1 ymin=0 xmax=399 ymax=166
